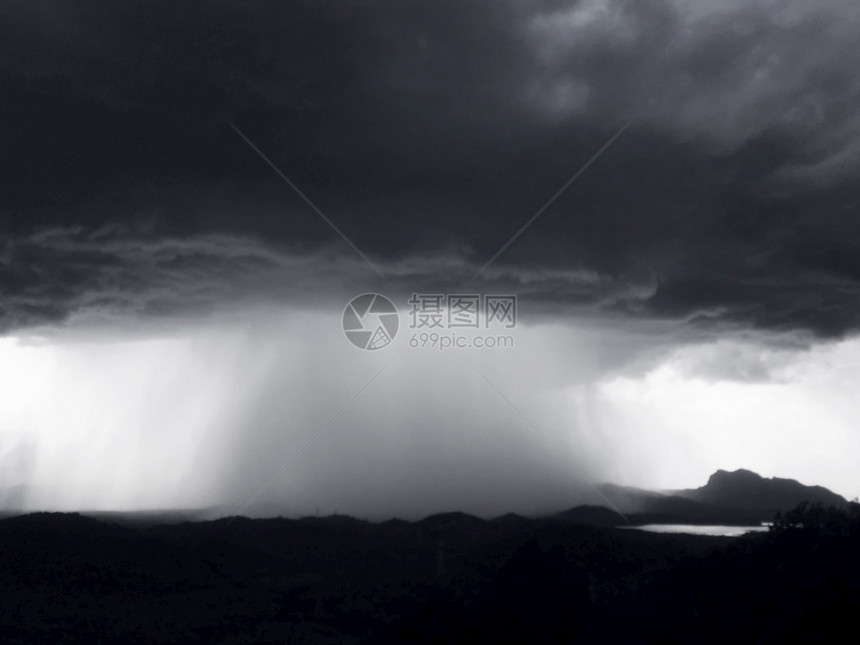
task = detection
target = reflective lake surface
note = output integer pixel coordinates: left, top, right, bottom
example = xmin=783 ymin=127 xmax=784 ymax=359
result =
xmin=621 ymin=524 xmax=769 ymax=537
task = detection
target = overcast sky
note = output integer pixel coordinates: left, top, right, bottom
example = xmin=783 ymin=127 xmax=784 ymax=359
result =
xmin=1 ymin=0 xmax=859 ymax=517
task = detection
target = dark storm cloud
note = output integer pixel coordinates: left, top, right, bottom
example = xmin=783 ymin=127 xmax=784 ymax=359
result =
xmin=1 ymin=0 xmax=859 ymax=336
xmin=0 ymin=227 xmax=657 ymax=333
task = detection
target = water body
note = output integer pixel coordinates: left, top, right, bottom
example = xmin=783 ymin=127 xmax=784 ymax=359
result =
xmin=621 ymin=524 xmax=769 ymax=537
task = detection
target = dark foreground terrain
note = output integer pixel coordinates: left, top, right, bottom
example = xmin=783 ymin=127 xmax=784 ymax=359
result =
xmin=1 ymin=500 xmax=859 ymax=644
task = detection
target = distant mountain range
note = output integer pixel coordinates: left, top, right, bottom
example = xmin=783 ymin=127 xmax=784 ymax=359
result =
xmin=592 ymin=468 xmax=848 ymax=526
xmin=1 ymin=468 xmax=847 ymax=528
xmin=671 ymin=468 xmax=847 ymax=510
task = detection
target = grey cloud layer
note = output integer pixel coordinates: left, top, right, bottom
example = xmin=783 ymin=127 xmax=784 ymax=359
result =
xmin=0 ymin=228 xmax=657 ymax=333
xmin=528 ymin=0 xmax=860 ymax=179
xmin=1 ymin=0 xmax=859 ymax=337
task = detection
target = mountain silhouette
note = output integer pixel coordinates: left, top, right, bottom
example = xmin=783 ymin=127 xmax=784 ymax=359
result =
xmin=591 ymin=469 xmax=848 ymax=525
xmin=671 ymin=468 xmax=848 ymax=513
